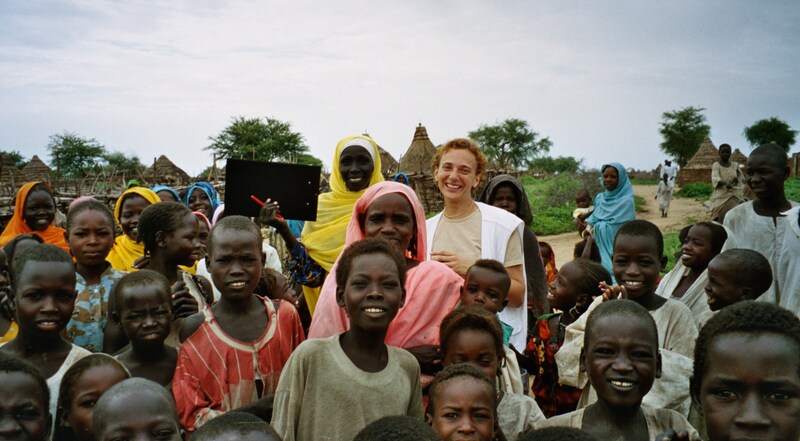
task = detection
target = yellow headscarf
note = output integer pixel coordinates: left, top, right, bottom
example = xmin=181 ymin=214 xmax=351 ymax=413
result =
xmin=106 ymin=187 xmax=161 ymax=272
xmin=301 ymin=135 xmax=383 ymax=313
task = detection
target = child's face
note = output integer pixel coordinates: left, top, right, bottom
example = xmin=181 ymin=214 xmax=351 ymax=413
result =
xmin=576 ymin=195 xmax=591 ymax=209
xmin=0 ymin=371 xmax=50 ymax=441
xmin=718 ymin=146 xmax=731 ymax=162
xmin=428 ymin=377 xmax=495 ymax=441
xmin=208 ymin=229 xmax=262 ymax=302
xmin=161 ymin=213 xmax=200 ymax=267
xmin=680 ymin=225 xmax=715 ymax=270
xmin=66 ymin=210 xmax=115 ymax=268
xmin=491 ymin=186 xmax=517 ymax=215
xmin=461 ymin=267 xmax=508 ymax=314
xmin=695 ymin=333 xmax=800 ymax=441
xmin=745 ymin=154 xmax=788 ymax=201
xmin=612 ymin=235 xmax=663 ymax=300
xmin=13 ymin=261 xmax=76 ymax=338
xmin=187 ymin=189 xmax=213 ymax=218
xmin=155 ymin=190 xmax=177 ymax=203
xmin=118 ymin=195 xmax=149 ymax=241
xmin=443 ymin=329 xmax=500 ymax=380
xmin=336 ymin=253 xmax=404 ymax=333
xmin=64 ymin=365 xmax=128 ymax=441
xmin=23 ymin=190 xmax=55 ymax=232
xmin=116 ymin=284 xmax=172 ymax=348
xmin=362 ymin=193 xmax=415 ymax=255
xmin=547 ymin=261 xmax=582 ymax=312
xmin=582 ymin=314 xmax=661 ymax=409
xmin=193 ymin=217 xmax=209 ymax=261
xmin=704 ymin=258 xmax=746 ymax=312
xmin=96 ymin=395 xmax=180 ymax=441
xmin=602 ymin=167 xmax=619 ymax=192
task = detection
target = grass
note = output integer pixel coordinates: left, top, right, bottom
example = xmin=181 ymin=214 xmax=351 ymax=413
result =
xmin=522 ymin=174 xmax=588 ymax=236
xmin=630 ymin=178 xmax=660 ymax=185
xmin=663 ymin=231 xmax=681 ymax=273
xmin=786 ymin=177 xmax=800 ymax=201
xmin=675 ymin=182 xmax=712 ymax=200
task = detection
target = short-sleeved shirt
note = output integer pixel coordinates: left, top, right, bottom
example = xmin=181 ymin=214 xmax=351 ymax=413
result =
xmin=430 ymin=209 xmax=523 ymax=267
xmin=66 ymin=265 xmax=125 ymax=352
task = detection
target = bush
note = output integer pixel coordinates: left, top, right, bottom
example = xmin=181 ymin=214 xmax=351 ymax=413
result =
xmin=785 ymin=177 xmax=800 ymax=202
xmin=663 ymin=231 xmax=682 ymax=273
xmin=675 ymin=183 xmax=712 ymax=200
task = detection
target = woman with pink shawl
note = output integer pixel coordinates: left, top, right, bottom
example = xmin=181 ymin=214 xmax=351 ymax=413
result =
xmin=308 ymin=181 xmax=462 ymax=374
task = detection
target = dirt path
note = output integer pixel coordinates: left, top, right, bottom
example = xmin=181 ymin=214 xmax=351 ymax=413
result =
xmin=539 ymin=185 xmax=707 ymax=264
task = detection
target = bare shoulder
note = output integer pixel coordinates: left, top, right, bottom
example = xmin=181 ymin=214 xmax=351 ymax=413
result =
xmin=179 ymin=310 xmax=206 ymax=342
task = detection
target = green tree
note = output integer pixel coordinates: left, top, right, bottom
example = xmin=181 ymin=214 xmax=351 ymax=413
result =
xmin=0 ymin=150 xmax=27 ymax=168
xmin=103 ymin=151 xmax=146 ymax=174
xmin=47 ymin=132 xmax=107 ymax=178
xmin=294 ymin=153 xmax=323 ymax=167
xmin=469 ymin=118 xmax=552 ymax=171
xmin=658 ymin=106 xmax=711 ymax=168
xmin=529 ymin=155 xmax=583 ymax=174
xmin=206 ymin=116 xmax=311 ymax=163
xmin=743 ymin=117 xmax=797 ymax=151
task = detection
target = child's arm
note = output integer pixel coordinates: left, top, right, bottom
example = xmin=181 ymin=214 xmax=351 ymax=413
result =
xmin=258 ymin=200 xmax=298 ymax=249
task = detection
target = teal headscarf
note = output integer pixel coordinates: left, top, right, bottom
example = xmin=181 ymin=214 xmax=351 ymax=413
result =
xmin=184 ymin=182 xmax=222 ymax=212
xmin=151 ymin=185 xmax=180 ymax=202
xmin=586 ymin=163 xmax=636 ymax=273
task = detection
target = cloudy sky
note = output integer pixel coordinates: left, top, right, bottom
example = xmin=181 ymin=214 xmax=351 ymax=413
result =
xmin=1 ymin=0 xmax=798 ymax=176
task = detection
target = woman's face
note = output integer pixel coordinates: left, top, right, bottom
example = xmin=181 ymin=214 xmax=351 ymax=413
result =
xmin=490 ymin=185 xmax=517 ymax=215
xmin=339 ymin=145 xmax=375 ymax=192
xmin=435 ymin=149 xmax=481 ymax=204
xmin=362 ymin=193 xmax=415 ymax=255
xmin=23 ymin=189 xmax=56 ymax=232
xmin=188 ymin=189 xmax=213 ymax=218
xmin=602 ymin=166 xmax=619 ymax=192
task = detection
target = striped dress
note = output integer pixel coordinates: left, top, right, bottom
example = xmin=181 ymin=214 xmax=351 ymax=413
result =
xmin=172 ymin=297 xmax=305 ymax=431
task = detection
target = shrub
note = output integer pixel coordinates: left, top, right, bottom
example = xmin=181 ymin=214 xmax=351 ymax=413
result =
xmin=675 ymin=183 xmax=712 ymax=200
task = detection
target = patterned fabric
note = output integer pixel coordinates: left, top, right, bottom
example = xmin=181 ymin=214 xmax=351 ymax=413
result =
xmin=524 ymin=313 xmax=581 ymax=418
xmin=65 ymin=265 xmax=125 ymax=352
xmin=172 ymin=297 xmax=305 ymax=432
xmin=286 ymin=242 xmax=326 ymax=288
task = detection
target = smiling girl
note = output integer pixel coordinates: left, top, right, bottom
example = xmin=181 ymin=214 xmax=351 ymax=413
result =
xmin=106 ymin=187 xmax=161 ymax=272
xmin=0 ymin=181 xmax=69 ymax=252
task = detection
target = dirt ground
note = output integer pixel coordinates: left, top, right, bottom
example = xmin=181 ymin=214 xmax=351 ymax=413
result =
xmin=539 ymin=185 xmax=707 ymax=264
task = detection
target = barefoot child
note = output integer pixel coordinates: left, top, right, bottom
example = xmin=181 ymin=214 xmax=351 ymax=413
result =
xmin=0 ymin=181 xmax=69 ymax=252
xmin=440 ymin=306 xmax=545 ymax=440
xmin=461 ymin=259 xmax=524 ymax=394
xmin=174 ymin=216 xmax=304 ymax=432
xmin=54 ymin=354 xmax=130 ymax=441
xmin=426 ymin=363 xmax=499 ymax=441
xmin=192 ymin=412 xmax=283 ymax=441
xmin=63 ymin=200 xmax=125 ymax=352
xmin=0 ymin=356 xmax=52 ymax=441
xmin=0 ymin=244 xmax=90 ymax=426
xmin=92 ymin=378 xmax=182 ymax=441
xmin=519 ymin=259 xmax=612 ymax=417
xmin=700 ymin=249 xmax=772 ymax=325
xmin=689 ymin=302 xmax=800 ymax=441
xmin=111 ymin=270 xmax=177 ymax=386
xmin=271 ymin=238 xmax=423 ymax=441
xmin=538 ymin=300 xmax=698 ymax=439
xmin=656 ymin=222 xmax=727 ymax=320
xmin=556 ymin=220 xmax=698 ymax=415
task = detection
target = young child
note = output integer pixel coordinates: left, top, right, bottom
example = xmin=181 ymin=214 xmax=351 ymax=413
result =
xmin=191 ymin=411 xmax=282 ymax=441
xmin=271 ymin=238 xmax=422 ymax=441
xmin=723 ymin=143 xmax=797 ymax=306
xmin=54 ymin=354 xmax=130 ymax=441
xmin=520 ymin=258 xmax=611 ymax=417
xmin=555 ymin=220 xmax=698 ymax=416
xmin=106 ymin=187 xmax=161 ymax=272
xmin=573 ymin=189 xmax=594 ymax=227
xmin=92 ymin=378 xmax=182 ymax=441
xmin=0 ymin=356 xmax=52 ymax=441
xmin=655 ymin=222 xmax=727 ymax=320
xmin=701 ymin=249 xmax=772 ymax=322
xmin=537 ymin=300 xmax=697 ymax=439
xmin=426 ymin=363 xmax=498 ymax=441
xmin=0 ymin=244 xmax=91 ymax=426
xmin=440 ymin=306 xmax=545 ymax=440
xmin=173 ymin=216 xmax=304 ymax=433
xmin=111 ymin=270 xmax=178 ymax=386
xmin=63 ymin=200 xmax=125 ymax=352
xmin=0 ymin=181 xmax=69 ymax=252
xmin=520 ymin=427 xmax=599 ymax=441
xmin=540 ymin=242 xmax=558 ymax=285
xmin=656 ymin=173 xmax=674 ymax=218
xmin=689 ymin=301 xmax=800 ymax=441
xmin=3 ymin=233 xmax=44 ymax=278
xmin=461 ymin=259 xmax=524 ymax=394
xmin=353 ymin=415 xmax=439 ymax=441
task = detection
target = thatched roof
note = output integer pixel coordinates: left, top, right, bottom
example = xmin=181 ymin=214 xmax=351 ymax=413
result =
xmin=141 ymin=155 xmax=191 ymax=186
xmin=21 ymin=155 xmax=53 ymax=182
xmin=377 ymin=146 xmax=398 ymax=176
xmin=0 ymin=154 xmax=23 ymax=189
xmin=731 ymin=148 xmax=748 ymax=165
xmin=683 ymin=137 xmax=718 ymax=170
xmin=399 ymin=124 xmax=437 ymax=175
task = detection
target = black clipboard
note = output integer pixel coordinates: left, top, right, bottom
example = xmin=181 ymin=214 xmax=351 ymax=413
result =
xmin=224 ymin=159 xmax=321 ymax=221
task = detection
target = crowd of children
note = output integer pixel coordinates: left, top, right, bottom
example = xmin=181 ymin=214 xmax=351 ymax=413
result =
xmin=0 ymin=141 xmax=798 ymax=441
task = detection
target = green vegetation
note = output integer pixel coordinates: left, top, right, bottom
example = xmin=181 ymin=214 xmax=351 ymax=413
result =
xmin=630 ymin=178 xmax=659 ymax=185
xmin=663 ymin=231 xmax=681 ymax=273
xmin=634 ymin=195 xmax=646 ymax=213
xmin=675 ymin=182 xmax=712 ymax=200
xmin=785 ymin=177 xmax=800 ymax=202
xmin=522 ymin=174 xmax=581 ymax=236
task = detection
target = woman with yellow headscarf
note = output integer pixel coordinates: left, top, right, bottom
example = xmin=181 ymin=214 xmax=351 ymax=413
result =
xmin=260 ymin=135 xmax=383 ymax=315
xmin=106 ymin=187 xmax=161 ymax=272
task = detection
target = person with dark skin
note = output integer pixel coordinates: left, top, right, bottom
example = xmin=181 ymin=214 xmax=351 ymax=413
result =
xmin=0 ymin=182 xmax=69 ymax=252
xmin=0 ymin=356 xmax=52 ymax=441
xmin=92 ymin=378 xmax=182 ymax=441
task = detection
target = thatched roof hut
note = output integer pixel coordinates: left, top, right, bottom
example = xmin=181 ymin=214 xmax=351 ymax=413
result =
xmin=21 ymin=155 xmax=53 ymax=183
xmin=677 ymin=137 xmax=718 ymax=186
xmin=396 ymin=124 xmax=443 ymax=213
xmin=141 ymin=155 xmax=191 ymax=186
xmin=377 ymin=146 xmax=398 ymax=177
xmin=731 ymin=148 xmax=748 ymax=165
xmin=0 ymin=154 xmax=23 ymax=196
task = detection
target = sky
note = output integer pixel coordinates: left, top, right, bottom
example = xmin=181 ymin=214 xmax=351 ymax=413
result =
xmin=1 ymin=0 xmax=798 ymax=176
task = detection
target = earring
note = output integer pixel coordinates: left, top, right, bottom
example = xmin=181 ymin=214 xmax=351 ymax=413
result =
xmin=568 ymin=305 xmax=581 ymax=320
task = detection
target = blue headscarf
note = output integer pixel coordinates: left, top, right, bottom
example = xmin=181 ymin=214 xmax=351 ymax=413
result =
xmin=586 ymin=163 xmax=636 ymax=273
xmin=151 ymin=185 xmax=180 ymax=202
xmin=184 ymin=182 xmax=222 ymax=212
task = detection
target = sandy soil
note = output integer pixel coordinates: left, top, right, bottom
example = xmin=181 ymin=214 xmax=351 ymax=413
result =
xmin=539 ymin=185 xmax=707 ymax=264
